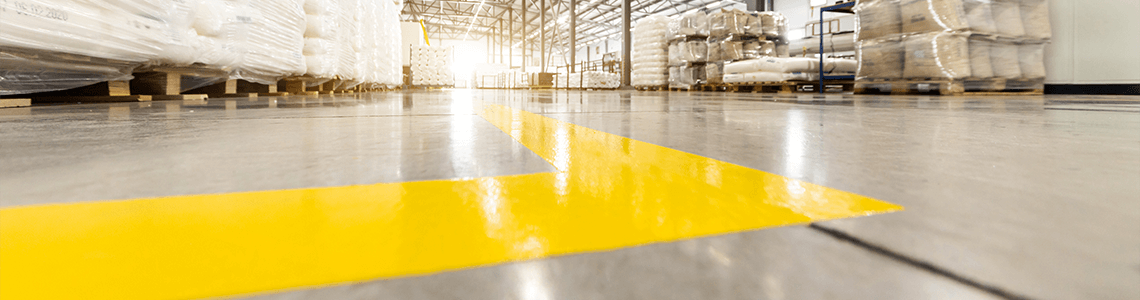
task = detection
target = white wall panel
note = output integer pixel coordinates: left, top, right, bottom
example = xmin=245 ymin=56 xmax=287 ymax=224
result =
xmin=1063 ymin=0 xmax=1140 ymax=84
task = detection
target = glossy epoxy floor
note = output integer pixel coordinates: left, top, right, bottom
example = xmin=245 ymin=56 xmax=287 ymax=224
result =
xmin=1 ymin=90 xmax=1138 ymax=300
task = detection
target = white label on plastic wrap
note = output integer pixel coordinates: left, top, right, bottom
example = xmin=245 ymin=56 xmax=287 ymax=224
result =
xmin=235 ymin=15 xmax=253 ymax=24
xmin=914 ymin=50 xmax=925 ymax=58
xmin=4 ymin=0 xmax=69 ymax=21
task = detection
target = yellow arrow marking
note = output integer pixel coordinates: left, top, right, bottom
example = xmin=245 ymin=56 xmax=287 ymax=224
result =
xmin=0 ymin=104 xmax=901 ymax=300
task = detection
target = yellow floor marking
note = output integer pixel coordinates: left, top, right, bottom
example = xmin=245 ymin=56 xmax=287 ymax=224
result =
xmin=0 ymin=104 xmax=901 ymax=300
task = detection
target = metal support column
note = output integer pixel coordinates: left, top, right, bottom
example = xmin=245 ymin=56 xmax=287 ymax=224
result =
xmin=540 ymin=0 xmax=546 ymax=73
xmin=509 ymin=9 xmax=514 ymax=68
xmin=499 ymin=19 xmax=504 ymax=64
xmin=569 ymin=0 xmax=577 ymax=74
xmin=521 ymin=2 xmax=527 ymax=72
xmin=620 ymin=0 xmax=631 ymax=87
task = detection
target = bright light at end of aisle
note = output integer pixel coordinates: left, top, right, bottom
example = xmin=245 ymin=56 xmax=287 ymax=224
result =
xmin=451 ymin=45 xmax=484 ymax=83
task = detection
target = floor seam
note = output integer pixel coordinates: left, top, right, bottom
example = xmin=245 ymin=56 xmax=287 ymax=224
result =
xmin=808 ymin=223 xmax=1035 ymax=300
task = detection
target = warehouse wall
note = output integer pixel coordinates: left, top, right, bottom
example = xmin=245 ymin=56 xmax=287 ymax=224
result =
xmin=772 ymin=0 xmax=1140 ymax=84
xmin=1044 ymin=0 xmax=1140 ymax=84
xmin=574 ymin=38 xmax=621 ymax=66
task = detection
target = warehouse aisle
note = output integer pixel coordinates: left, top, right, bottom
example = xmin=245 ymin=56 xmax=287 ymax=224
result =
xmin=1 ymin=90 xmax=1138 ymax=300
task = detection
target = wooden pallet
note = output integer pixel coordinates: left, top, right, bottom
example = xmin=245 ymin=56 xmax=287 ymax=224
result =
xmin=854 ymin=78 xmax=1044 ymax=96
xmin=635 ymin=86 xmax=668 ymax=92
xmin=791 ymin=80 xmax=856 ymax=93
xmin=0 ymin=98 xmax=32 ymax=108
xmin=185 ymin=78 xmax=288 ymax=98
xmin=694 ymin=84 xmax=735 ymax=92
xmin=728 ymin=81 xmax=797 ymax=94
xmin=20 ymin=81 xmax=151 ymax=103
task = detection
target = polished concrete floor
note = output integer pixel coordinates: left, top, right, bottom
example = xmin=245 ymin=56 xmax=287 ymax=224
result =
xmin=1 ymin=90 xmax=1138 ymax=300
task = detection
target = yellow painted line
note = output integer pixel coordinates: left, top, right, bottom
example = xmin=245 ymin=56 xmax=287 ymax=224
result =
xmin=0 ymin=104 xmax=901 ymax=300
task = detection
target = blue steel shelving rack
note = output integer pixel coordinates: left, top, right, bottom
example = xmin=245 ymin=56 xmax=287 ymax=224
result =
xmin=818 ymin=1 xmax=856 ymax=93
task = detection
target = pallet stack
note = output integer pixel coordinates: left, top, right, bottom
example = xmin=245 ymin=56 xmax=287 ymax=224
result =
xmin=667 ymin=11 xmax=710 ymax=90
xmin=631 ymin=15 xmax=671 ymax=90
xmin=852 ymin=0 xmax=1050 ymax=95
xmin=0 ymin=0 xmax=403 ymax=106
xmin=707 ymin=10 xmax=789 ymax=86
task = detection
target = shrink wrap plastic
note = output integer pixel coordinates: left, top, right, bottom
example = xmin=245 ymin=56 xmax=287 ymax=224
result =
xmin=703 ymin=10 xmax=787 ymax=84
xmin=632 ymin=15 xmax=669 ymax=87
xmin=757 ymin=12 xmax=787 ymax=39
xmin=335 ymin=0 xmax=360 ymax=87
xmin=302 ymin=0 xmax=339 ymax=78
xmin=1 ymin=0 xmax=182 ymax=94
xmin=670 ymin=40 xmax=708 ymax=65
xmin=902 ymin=32 xmax=971 ymax=79
xmin=232 ymin=0 xmax=307 ymax=85
xmin=855 ymin=0 xmax=1051 ymax=81
xmin=676 ymin=11 xmax=709 ymax=38
xmin=669 ymin=64 xmax=705 ymax=87
xmin=706 ymin=62 xmax=724 ymax=84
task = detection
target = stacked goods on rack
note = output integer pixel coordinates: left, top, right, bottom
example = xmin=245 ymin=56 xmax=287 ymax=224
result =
xmin=632 ymin=15 xmax=670 ymax=88
xmin=667 ymin=11 xmax=709 ymax=89
xmin=705 ymin=9 xmax=789 ymax=85
xmin=853 ymin=0 xmax=1050 ymax=94
xmin=0 ymin=0 xmax=403 ymax=97
xmin=410 ymin=45 xmax=454 ymax=86
xmin=721 ymin=57 xmax=856 ymax=83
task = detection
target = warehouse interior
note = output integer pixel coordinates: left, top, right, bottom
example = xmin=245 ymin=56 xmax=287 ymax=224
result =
xmin=1 ymin=0 xmax=1138 ymax=300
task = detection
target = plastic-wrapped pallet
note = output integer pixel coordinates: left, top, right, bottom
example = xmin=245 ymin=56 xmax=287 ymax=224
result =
xmin=706 ymin=62 xmax=724 ymax=84
xmin=899 ymin=0 xmax=970 ymax=35
xmin=757 ymin=12 xmax=787 ymax=39
xmin=678 ymin=11 xmax=710 ymax=38
xmin=854 ymin=0 xmax=902 ymax=41
xmin=632 ymin=15 xmax=669 ymax=87
xmin=410 ymin=45 xmax=453 ymax=86
xmin=902 ymin=32 xmax=971 ymax=79
xmin=302 ymin=0 xmax=341 ymax=78
xmin=856 ymin=37 xmax=905 ymax=80
xmin=378 ymin=0 xmax=403 ymax=87
xmin=709 ymin=9 xmax=748 ymax=38
xmin=1018 ymin=42 xmax=1046 ymax=79
xmin=1019 ymin=0 xmax=1051 ymax=39
xmin=582 ymin=71 xmax=619 ymax=89
xmin=990 ymin=0 xmax=1025 ymax=37
xmin=988 ymin=40 xmax=1021 ymax=79
xmin=0 ymin=0 xmax=183 ymax=94
xmin=335 ymin=0 xmax=360 ymax=87
xmin=968 ymin=37 xmax=995 ymax=79
xmin=231 ymin=0 xmax=306 ymax=85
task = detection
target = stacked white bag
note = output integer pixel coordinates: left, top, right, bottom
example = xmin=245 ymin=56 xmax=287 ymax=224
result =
xmin=722 ymin=57 xmax=857 ymax=83
xmin=854 ymin=0 xmax=1051 ymax=84
xmin=584 ymin=71 xmax=620 ymax=89
xmin=1 ymin=0 xmax=403 ymax=95
xmin=231 ymin=0 xmax=307 ymax=84
xmin=410 ymin=45 xmax=454 ymax=86
xmin=302 ymin=0 xmax=340 ymax=78
xmin=0 ymin=0 xmax=177 ymax=93
xmin=632 ymin=15 xmax=670 ymax=87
